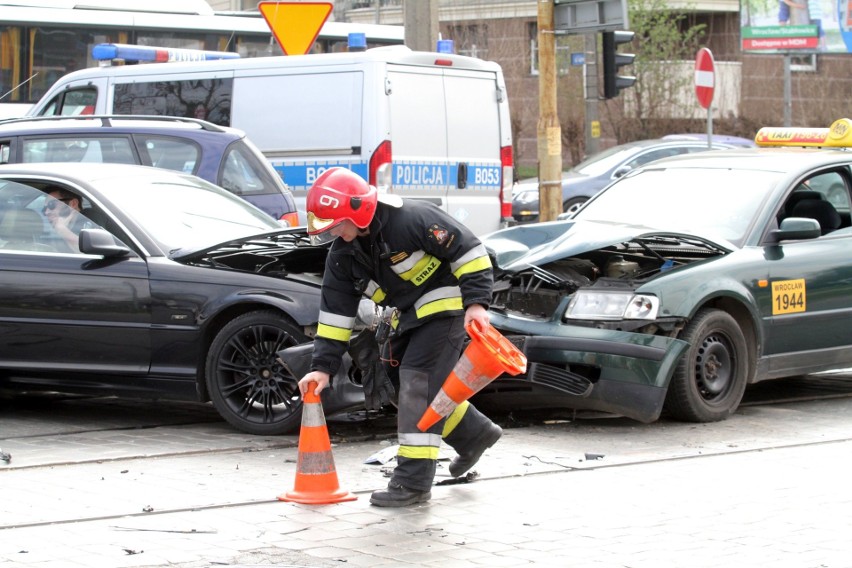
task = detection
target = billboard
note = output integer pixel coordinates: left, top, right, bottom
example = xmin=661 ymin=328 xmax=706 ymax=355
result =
xmin=740 ymin=0 xmax=852 ymax=53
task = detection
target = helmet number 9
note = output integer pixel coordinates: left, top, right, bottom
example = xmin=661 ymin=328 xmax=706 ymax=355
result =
xmin=319 ymin=194 xmax=340 ymax=208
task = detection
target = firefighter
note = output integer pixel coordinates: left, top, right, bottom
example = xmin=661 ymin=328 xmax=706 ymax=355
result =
xmin=297 ymin=167 xmax=503 ymax=507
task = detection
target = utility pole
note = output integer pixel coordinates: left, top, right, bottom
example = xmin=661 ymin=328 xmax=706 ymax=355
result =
xmin=537 ymin=0 xmax=563 ymax=223
xmin=403 ymin=0 xmax=438 ymax=52
xmin=783 ymin=54 xmax=792 ymax=127
xmin=583 ymin=32 xmax=599 ymax=157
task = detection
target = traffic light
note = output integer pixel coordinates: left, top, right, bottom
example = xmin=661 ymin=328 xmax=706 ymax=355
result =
xmin=602 ymin=30 xmax=636 ymax=99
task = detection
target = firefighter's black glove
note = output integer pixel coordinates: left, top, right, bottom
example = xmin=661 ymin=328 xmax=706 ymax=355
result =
xmin=348 ymin=330 xmax=395 ymax=412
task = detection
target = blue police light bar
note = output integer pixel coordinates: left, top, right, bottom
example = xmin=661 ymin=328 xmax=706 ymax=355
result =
xmin=436 ymin=39 xmax=454 ymax=54
xmin=348 ymin=33 xmax=367 ymax=52
xmin=91 ymin=43 xmax=240 ymax=63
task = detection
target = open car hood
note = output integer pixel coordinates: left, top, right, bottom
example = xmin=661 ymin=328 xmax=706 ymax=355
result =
xmin=485 ymin=220 xmax=734 ymax=323
xmin=168 ymin=227 xmax=330 ymax=280
xmin=168 ymin=227 xmax=311 ymax=262
xmin=485 ymin=219 xmax=733 ymax=273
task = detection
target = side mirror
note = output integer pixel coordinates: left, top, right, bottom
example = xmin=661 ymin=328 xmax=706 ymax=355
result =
xmin=613 ymin=165 xmax=632 ymax=179
xmin=78 ymin=228 xmax=131 ymax=258
xmin=768 ymin=217 xmax=821 ymax=243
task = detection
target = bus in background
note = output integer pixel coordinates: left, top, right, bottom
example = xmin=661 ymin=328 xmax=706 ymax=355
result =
xmin=0 ymin=0 xmax=404 ymax=118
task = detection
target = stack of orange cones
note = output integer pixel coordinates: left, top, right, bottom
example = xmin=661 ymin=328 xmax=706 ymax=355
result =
xmin=417 ymin=321 xmax=527 ymax=432
xmin=278 ymin=382 xmax=357 ymax=504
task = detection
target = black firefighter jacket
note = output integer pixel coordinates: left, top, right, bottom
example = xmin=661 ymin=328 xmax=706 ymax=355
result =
xmin=310 ymin=199 xmax=494 ymax=377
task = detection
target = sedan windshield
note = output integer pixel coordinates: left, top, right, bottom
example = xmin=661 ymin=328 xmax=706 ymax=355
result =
xmin=575 ymin=168 xmax=782 ymax=244
xmin=94 ymin=174 xmax=282 ymax=252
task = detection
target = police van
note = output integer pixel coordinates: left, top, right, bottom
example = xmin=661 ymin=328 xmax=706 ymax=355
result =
xmin=26 ymin=43 xmax=515 ymax=234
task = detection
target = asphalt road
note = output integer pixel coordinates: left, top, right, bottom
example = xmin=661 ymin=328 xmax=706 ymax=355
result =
xmin=3 ymin=370 xmax=852 ymax=454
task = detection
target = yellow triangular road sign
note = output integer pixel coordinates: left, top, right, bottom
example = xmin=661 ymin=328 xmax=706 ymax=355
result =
xmin=259 ymin=1 xmax=333 ymax=56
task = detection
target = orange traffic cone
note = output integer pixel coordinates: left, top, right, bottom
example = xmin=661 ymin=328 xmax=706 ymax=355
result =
xmin=417 ymin=321 xmax=527 ymax=432
xmin=278 ymin=382 xmax=357 ymax=504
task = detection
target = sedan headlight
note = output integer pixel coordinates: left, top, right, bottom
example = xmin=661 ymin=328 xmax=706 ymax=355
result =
xmin=565 ymin=290 xmax=659 ymax=321
xmin=513 ymin=189 xmax=539 ymax=205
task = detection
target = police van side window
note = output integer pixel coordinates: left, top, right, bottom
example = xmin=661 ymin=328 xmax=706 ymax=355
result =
xmin=113 ymin=79 xmax=234 ymax=127
xmin=40 ymin=88 xmax=97 ymax=116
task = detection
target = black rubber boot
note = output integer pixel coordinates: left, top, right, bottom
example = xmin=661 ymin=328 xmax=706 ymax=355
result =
xmin=449 ymin=422 xmax=503 ymax=477
xmin=370 ymin=481 xmax=432 ymax=507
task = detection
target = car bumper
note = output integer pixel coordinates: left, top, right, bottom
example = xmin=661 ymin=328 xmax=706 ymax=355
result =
xmin=476 ymin=314 xmax=689 ymax=422
xmin=276 ymin=343 xmax=365 ymax=417
xmin=511 ymin=206 xmax=539 ymax=224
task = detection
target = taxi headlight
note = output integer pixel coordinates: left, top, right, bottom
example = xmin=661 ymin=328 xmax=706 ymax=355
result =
xmin=565 ymin=290 xmax=659 ymax=321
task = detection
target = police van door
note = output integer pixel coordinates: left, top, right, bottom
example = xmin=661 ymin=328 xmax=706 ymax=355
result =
xmin=386 ymin=67 xmax=449 ymax=212
xmin=443 ymin=68 xmax=501 ymax=235
xmin=386 ymin=67 xmax=501 ymax=235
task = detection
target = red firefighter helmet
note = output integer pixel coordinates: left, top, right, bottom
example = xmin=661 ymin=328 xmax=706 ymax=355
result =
xmin=306 ymin=168 xmax=377 ymax=245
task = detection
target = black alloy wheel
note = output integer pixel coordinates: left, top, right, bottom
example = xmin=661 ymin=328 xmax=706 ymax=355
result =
xmin=206 ymin=310 xmax=308 ymax=435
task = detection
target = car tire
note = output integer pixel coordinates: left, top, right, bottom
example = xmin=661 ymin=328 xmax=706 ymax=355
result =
xmin=664 ymin=308 xmax=749 ymax=423
xmin=206 ymin=310 xmax=309 ymax=435
xmin=562 ymin=197 xmax=587 ymax=216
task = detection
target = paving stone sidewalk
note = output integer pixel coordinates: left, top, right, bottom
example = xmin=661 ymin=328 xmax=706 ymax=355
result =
xmin=3 ymin=398 xmax=852 ymax=567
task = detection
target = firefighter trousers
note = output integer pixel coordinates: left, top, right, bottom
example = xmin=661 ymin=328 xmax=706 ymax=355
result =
xmin=383 ymin=315 xmax=498 ymax=492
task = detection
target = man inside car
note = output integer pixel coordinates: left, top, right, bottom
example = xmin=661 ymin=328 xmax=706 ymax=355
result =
xmin=42 ymin=187 xmax=95 ymax=252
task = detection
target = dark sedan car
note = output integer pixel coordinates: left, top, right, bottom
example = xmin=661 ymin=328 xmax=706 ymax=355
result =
xmin=0 ymin=115 xmax=299 ymax=225
xmin=479 ymin=119 xmax=852 ymax=424
xmin=0 ymin=163 xmax=366 ymax=435
xmin=512 ymin=137 xmax=742 ymax=223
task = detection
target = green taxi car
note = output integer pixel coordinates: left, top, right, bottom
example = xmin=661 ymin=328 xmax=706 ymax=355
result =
xmin=477 ymin=119 xmax=852 ymax=423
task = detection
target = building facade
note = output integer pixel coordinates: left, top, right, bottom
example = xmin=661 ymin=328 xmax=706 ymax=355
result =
xmin=210 ymin=0 xmax=852 ymax=170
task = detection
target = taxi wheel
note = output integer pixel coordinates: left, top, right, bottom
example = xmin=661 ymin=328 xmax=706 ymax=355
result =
xmin=665 ymin=308 xmax=749 ymax=423
xmin=206 ymin=310 xmax=308 ymax=435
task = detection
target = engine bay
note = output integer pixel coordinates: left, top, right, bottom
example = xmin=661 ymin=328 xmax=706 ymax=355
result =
xmin=491 ymin=235 xmax=727 ymax=320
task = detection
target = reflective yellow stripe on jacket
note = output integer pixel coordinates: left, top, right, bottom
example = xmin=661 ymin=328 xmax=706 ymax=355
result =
xmin=451 ymin=244 xmax=491 ymax=279
xmin=364 ymin=280 xmax=386 ymax=304
xmin=316 ymin=310 xmax=355 ymax=342
xmin=391 ymin=250 xmax=441 ymax=286
xmin=413 ymin=286 xmax=463 ymax=319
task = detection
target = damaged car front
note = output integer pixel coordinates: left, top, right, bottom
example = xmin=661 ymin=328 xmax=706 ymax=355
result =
xmin=477 ymin=154 xmax=786 ymax=423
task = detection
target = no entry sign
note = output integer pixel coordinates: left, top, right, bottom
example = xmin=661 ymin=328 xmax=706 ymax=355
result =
xmin=694 ymin=47 xmax=715 ymax=110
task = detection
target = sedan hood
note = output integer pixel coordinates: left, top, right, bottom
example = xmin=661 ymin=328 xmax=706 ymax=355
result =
xmin=169 ymin=227 xmax=308 ymax=262
xmin=514 ymin=171 xmax=589 ymax=196
xmin=169 ymin=227 xmax=328 ymax=279
xmin=485 ymin=219 xmax=732 ymax=273
xmin=486 ymin=220 xmax=733 ymax=324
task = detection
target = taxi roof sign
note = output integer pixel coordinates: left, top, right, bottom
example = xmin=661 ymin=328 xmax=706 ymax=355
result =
xmin=259 ymin=1 xmax=333 ymax=56
xmin=755 ymin=118 xmax=852 ymax=148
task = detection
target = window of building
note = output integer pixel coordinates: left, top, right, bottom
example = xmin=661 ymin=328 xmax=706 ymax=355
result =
xmin=790 ymin=53 xmax=817 ymax=73
xmin=447 ymin=24 xmax=488 ymax=59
